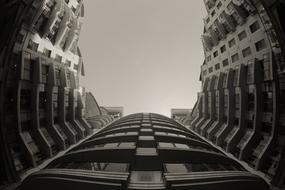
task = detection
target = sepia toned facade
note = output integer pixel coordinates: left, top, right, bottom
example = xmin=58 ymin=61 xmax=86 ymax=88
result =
xmin=21 ymin=113 xmax=269 ymax=190
xmin=190 ymin=0 xmax=285 ymax=188
xmin=171 ymin=108 xmax=192 ymax=124
xmin=84 ymin=92 xmax=116 ymax=129
xmin=0 ymin=0 xmax=113 ymax=189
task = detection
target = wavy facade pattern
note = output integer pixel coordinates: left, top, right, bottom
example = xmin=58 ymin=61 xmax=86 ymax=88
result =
xmin=21 ymin=113 xmax=269 ymax=190
xmin=190 ymin=0 xmax=285 ymax=188
xmin=0 ymin=1 xmax=115 ymax=188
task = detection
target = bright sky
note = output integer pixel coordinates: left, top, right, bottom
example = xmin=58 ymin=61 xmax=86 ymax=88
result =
xmin=79 ymin=0 xmax=207 ymax=117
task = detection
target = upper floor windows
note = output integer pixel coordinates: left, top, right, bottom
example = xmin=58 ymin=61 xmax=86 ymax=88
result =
xmin=213 ymin=51 xmax=218 ymax=58
xmin=220 ymin=45 xmax=226 ymax=53
xmin=231 ymin=53 xmax=239 ymax=63
xmin=207 ymin=55 xmax=212 ymax=62
xmin=211 ymin=10 xmax=216 ymax=17
xmin=209 ymin=67 xmax=213 ymax=73
xmin=217 ymin=1 xmax=222 ymax=9
xmin=242 ymin=47 xmax=252 ymax=57
xmin=238 ymin=31 xmax=247 ymax=41
xmin=215 ymin=63 xmax=220 ymax=70
xmin=249 ymin=21 xmax=260 ymax=33
xmin=255 ymin=39 xmax=267 ymax=52
xmin=222 ymin=59 xmax=229 ymax=66
xmin=228 ymin=38 xmax=236 ymax=48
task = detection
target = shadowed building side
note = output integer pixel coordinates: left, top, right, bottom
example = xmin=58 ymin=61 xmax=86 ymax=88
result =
xmin=0 ymin=0 xmax=109 ymax=189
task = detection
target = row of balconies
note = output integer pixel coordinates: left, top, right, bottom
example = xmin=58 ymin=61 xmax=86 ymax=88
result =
xmin=190 ymin=59 xmax=283 ymax=185
xmin=3 ymin=50 xmax=93 ymax=177
xmin=31 ymin=0 xmax=82 ymax=52
xmin=202 ymin=0 xmax=253 ymax=51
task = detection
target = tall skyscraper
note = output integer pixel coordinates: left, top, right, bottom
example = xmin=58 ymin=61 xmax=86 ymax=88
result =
xmin=21 ymin=113 xmax=269 ymax=190
xmin=0 ymin=0 xmax=284 ymax=190
xmin=190 ymin=0 xmax=285 ymax=188
xmin=0 ymin=1 xmax=114 ymax=188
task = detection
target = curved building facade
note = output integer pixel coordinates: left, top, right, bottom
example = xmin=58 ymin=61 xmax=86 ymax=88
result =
xmin=0 ymin=1 xmax=113 ymax=188
xmin=190 ymin=0 xmax=285 ymax=188
xmin=22 ymin=113 xmax=269 ymax=190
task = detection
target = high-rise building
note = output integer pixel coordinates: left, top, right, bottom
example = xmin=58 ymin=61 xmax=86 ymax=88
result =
xmin=190 ymin=0 xmax=285 ymax=188
xmin=21 ymin=113 xmax=269 ymax=190
xmin=171 ymin=108 xmax=192 ymax=124
xmin=84 ymin=92 xmax=116 ymax=129
xmin=0 ymin=1 xmax=113 ymax=188
xmin=103 ymin=106 xmax=124 ymax=119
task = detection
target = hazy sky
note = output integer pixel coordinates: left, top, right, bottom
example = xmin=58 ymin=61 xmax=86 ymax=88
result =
xmin=79 ymin=0 xmax=207 ymax=117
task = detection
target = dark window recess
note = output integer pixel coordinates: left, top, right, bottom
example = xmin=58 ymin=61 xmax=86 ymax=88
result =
xmin=213 ymin=51 xmax=218 ymax=57
xmin=39 ymin=92 xmax=47 ymax=110
xmin=207 ymin=55 xmax=211 ymax=62
xmin=43 ymin=48 xmax=51 ymax=57
xmin=255 ymin=39 xmax=266 ymax=52
xmin=249 ymin=21 xmax=260 ymax=33
xmin=228 ymin=38 xmax=236 ymax=47
xmin=222 ymin=59 xmax=229 ymax=66
xmin=238 ymin=31 xmax=247 ymax=41
xmin=20 ymin=89 xmax=32 ymax=110
xmin=208 ymin=67 xmax=213 ymax=73
xmin=65 ymin=60 xmax=71 ymax=67
xmin=217 ymin=2 xmax=222 ymax=9
xmin=27 ymin=40 xmax=39 ymax=51
xmin=215 ymin=63 xmax=220 ymax=70
xmin=16 ymin=33 xmax=25 ymax=44
xmin=231 ymin=53 xmax=239 ymax=63
xmin=55 ymin=54 xmax=62 ymax=62
xmin=220 ymin=45 xmax=226 ymax=53
xmin=242 ymin=47 xmax=251 ymax=57
xmin=211 ymin=10 xmax=216 ymax=17
xmin=73 ymin=64 xmax=79 ymax=70
xmin=41 ymin=65 xmax=49 ymax=83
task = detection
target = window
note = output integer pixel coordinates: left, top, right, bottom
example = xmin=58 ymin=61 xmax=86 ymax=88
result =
xmin=211 ymin=10 xmax=216 ymax=17
xmin=16 ymin=33 xmax=25 ymax=44
xmin=73 ymin=64 xmax=79 ymax=71
xmin=27 ymin=40 xmax=39 ymax=51
xmin=206 ymin=17 xmax=210 ymax=23
xmin=220 ymin=45 xmax=226 ymax=53
xmin=228 ymin=38 xmax=236 ymax=47
xmin=203 ymin=70 xmax=207 ymax=76
xmin=207 ymin=55 xmax=211 ymax=62
xmin=65 ymin=60 xmax=71 ymax=67
xmin=231 ymin=53 xmax=239 ymax=63
xmin=242 ymin=47 xmax=251 ymax=57
xmin=208 ymin=67 xmax=213 ymax=73
xmin=165 ymin=164 xmax=188 ymax=173
xmin=55 ymin=54 xmax=62 ymax=62
xmin=217 ymin=1 xmax=222 ymax=9
xmin=213 ymin=51 xmax=218 ymax=57
xmin=249 ymin=21 xmax=260 ymax=33
xmin=238 ymin=31 xmax=247 ymax=41
xmin=215 ymin=63 xmax=220 ymax=70
xmin=255 ymin=39 xmax=266 ymax=51
xmin=43 ymin=48 xmax=51 ymax=57
xmin=222 ymin=59 xmax=229 ymax=66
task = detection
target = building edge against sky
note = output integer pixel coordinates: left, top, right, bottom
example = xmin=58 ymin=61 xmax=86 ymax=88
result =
xmin=0 ymin=1 xmax=118 ymax=189
xmin=181 ymin=0 xmax=285 ymax=188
